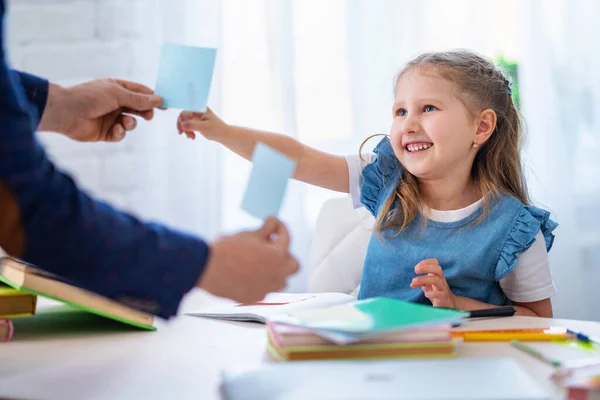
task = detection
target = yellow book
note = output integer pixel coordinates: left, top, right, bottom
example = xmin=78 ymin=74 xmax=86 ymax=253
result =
xmin=0 ymin=283 xmax=37 ymax=318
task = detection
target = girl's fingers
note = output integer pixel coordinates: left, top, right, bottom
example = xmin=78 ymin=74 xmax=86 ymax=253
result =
xmin=414 ymin=258 xmax=439 ymax=268
xmin=176 ymin=114 xmax=199 ymax=139
xmin=181 ymin=119 xmax=208 ymax=131
xmin=177 ymin=111 xmax=206 ymax=136
xmin=415 ymin=261 xmax=443 ymax=275
xmin=179 ymin=111 xmax=204 ymax=121
xmin=410 ymin=275 xmax=441 ymax=288
xmin=422 ymin=284 xmax=435 ymax=296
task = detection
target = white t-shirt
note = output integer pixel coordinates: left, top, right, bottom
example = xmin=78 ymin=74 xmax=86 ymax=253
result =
xmin=345 ymin=153 xmax=556 ymax=303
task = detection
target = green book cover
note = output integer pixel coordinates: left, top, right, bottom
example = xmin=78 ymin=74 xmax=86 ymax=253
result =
xmin=270 ymin=297 xmax=468 ymax=334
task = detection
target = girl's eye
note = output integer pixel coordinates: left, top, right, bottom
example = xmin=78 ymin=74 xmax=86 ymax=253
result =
xmin=424 ymin=105 xmax=438 ymax=112
xmin=396 ymin=108 xmax=407 ymax=117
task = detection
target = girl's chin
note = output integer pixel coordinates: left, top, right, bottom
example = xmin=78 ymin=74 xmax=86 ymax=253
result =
xmin=402 ymin=163 xmax=435 ymax=178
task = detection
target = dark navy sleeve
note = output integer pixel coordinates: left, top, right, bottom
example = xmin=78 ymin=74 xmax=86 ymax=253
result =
xmin=0 ymin=1 xmax=209 ymax=318
xmin=12 ymin=71 xmax=49 ymax=128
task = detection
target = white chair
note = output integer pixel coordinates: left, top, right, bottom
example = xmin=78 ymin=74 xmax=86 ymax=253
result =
xmin=307 ymin=196 xmax=374 ymax=297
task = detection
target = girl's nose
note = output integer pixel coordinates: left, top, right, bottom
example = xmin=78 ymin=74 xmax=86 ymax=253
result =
xmin=402 ymin=115 xmax=421 ymax=135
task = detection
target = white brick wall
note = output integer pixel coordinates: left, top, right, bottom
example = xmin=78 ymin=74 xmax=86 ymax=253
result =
xmin=4 ymin=0 xmax=166 ymax=219
xmin=95 ymin=0 xmax=156 ymax=41
xmin=21 ymin=41 xmax=131 ymax=80
xmin=7 ymin=1 xmax=96 ymax=44
xmin=4 ymin=0 xmax=222 ymax=245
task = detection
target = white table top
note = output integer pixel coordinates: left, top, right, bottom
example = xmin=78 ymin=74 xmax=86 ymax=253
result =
xmin=1 ymin=289 xmax=599 ymax=400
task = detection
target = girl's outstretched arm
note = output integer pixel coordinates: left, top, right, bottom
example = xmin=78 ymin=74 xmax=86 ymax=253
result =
xmin=178 ymin=109 xmax=350 ymax=193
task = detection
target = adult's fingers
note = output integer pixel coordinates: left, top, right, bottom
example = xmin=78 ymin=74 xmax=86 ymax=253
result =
xmin=121 ymin=115 xmax=137 ymax=131
xmin=270 ymin=219 xmax=291 ymax=249
xmin=257 ymin=217 xmax=279 ymax=239
xmin=114 ymin=79 xmax=155 ymax=95
xmin=107 ymin=123 xmax=126 ymax=142
xmin=283 ymin=256 xmax=300 ymax=276
xmin=123 ymin=107 xmax=154 ymax=121
xmin=114 ymin=80 xmax=163 ymax=111
xmin=100 ymin=110 xmax=126 ymax=142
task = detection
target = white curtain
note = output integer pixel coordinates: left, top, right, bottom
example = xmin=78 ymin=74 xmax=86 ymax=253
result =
xmin=520 ymin=0 xmax=600 ymax=320
xmin=154 ymin=0 xmax=223 ymax=240
xmin=163 ymin=0 xmax=596 ymax=319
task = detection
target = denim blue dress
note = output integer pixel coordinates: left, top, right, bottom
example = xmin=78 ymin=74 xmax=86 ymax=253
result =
xmin=357 ymin=137 xmax=557 ymax=306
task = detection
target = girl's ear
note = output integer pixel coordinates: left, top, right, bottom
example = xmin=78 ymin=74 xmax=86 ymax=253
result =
xmin=473 ymin=109 xmax=497 ymax=146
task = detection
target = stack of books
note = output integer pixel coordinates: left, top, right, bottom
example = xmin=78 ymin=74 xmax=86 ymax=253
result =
xmin=266 ymin=297 xmax=467 ymax=362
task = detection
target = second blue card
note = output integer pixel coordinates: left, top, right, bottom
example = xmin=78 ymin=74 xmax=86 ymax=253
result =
xmin=241 ymin=143 xmax=296 ymax=219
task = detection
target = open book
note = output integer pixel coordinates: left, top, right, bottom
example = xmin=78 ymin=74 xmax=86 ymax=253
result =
xmin=0 ymin=257 xmax=154 ymax=330
xmin=185 ymin=292 xmax=356 ymax=323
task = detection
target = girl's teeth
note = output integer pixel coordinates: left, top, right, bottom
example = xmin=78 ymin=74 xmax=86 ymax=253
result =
xmin=407 ymin=143 xmax=432 ymax=152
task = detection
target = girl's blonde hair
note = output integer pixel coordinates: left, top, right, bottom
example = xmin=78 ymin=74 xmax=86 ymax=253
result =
xmin=363 ymin=49 xmax=529 ymax=235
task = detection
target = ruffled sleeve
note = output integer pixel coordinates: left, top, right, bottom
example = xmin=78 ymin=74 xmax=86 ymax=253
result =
xmin=495 ymin=205 xmax=558 ymax=280
xmin=359 ymin=137 xmax=403 ymax=217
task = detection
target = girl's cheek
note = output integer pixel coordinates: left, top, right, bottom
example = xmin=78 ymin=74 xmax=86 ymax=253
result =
xmin=389 ymin=125 xmax=402 ymax=143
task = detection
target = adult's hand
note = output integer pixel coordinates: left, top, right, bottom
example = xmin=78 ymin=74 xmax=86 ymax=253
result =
xmin=198 ymin=217 xmax=299 ymax=303
xmin=38 ymin=78 xmax=163 ymax=142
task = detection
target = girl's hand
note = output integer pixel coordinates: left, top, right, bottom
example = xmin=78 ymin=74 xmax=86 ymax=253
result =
xmin=410 ymin=258 xmax=457 ymax=309
xmin=177 ymin=107 xmax=228 ymax=141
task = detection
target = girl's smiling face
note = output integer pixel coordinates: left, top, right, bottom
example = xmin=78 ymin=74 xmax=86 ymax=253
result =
xmin=389 ymin=68 xmax=479 ymax=181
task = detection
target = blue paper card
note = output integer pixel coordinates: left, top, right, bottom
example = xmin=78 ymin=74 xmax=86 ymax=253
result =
xmin=241 ymin=143 xmax=296 ymax=219
xmin=154 ymin=43 xmax=217 ymax=111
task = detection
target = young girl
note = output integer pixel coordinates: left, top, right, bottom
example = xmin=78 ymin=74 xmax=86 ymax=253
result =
xmin=177 ymin=50 xmax=557 ymax=317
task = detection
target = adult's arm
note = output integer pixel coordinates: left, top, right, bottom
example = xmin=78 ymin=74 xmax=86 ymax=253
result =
xmin=0 ymin=2 xmax=208 ymax=318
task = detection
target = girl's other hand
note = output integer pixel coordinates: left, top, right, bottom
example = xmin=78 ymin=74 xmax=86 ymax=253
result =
xmin=410 ymin=258 xmax=457 ymax=309
xmin=177 ymin=107 xmax=228 ymax=141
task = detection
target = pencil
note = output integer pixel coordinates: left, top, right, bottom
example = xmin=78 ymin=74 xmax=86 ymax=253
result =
xmin=511 ymin=340 xmax=561 ymax=367
xmin=567 ymin=329 xmax=600 ymax=346
xmin=459 ymin=332 xmax=571 ymax=342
